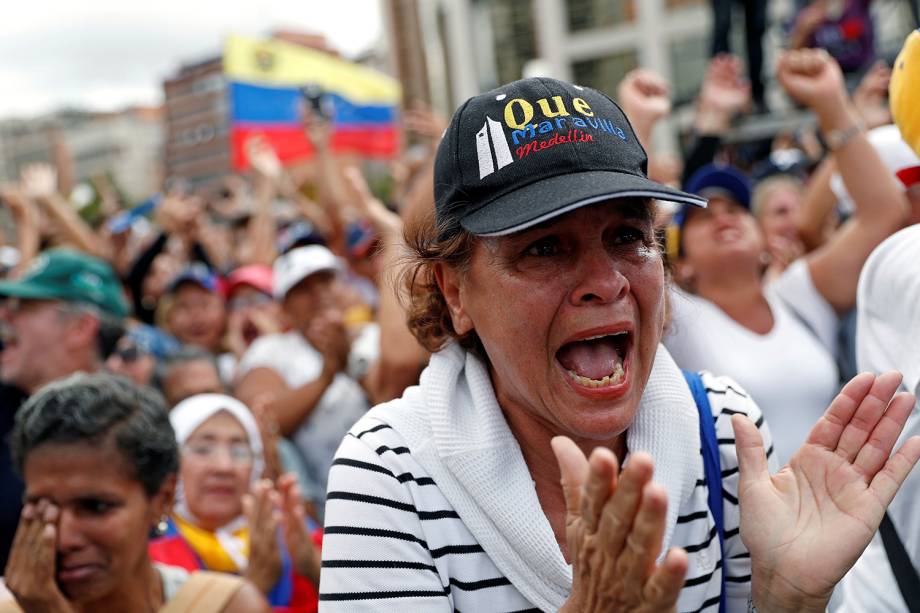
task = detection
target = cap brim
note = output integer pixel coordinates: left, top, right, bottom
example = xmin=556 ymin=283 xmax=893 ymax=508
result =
xmin=460 ymin=170 xmax=707 ymax=236
xmin=0 ymin=281 xmax=61 ymax=301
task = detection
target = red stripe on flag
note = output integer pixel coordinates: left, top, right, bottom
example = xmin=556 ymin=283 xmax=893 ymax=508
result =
xmin=231 ymin=125 xmax=400 ymax=170
xmin=331 ymin=127 xmax=400 ymax=157
xmin=231 ymin=126 xmax=312 ymax=171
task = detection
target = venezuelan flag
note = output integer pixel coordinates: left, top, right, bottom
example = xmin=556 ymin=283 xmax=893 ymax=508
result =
xmin=224 ymin=35 xmax=401 ymax=169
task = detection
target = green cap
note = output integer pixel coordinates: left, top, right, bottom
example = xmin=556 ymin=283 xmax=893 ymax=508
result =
xmin=0 ymin=249 xmax=128 ymax=318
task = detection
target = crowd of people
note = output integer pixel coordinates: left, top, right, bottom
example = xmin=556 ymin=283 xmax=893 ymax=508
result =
xmin=0 ymin=8 xmax=919 ymax=613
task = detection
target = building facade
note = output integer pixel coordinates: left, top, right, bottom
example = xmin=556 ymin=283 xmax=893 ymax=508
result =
xmin=162 ymin=56 xmax=231 ymax=193
xmin=0 ymin=107 xmax=163 ymax=204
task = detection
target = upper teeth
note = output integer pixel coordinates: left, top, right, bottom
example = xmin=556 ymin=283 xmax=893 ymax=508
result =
xmin=582 ymin=331 xmax=627 ymax=341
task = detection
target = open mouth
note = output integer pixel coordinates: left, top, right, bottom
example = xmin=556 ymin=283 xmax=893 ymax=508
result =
xmin=556 ymin=331 xmax=630 ymax=390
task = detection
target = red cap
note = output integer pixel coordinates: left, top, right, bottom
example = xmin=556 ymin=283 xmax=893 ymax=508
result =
xmin=225 ymin=264 xmax=273 ymax=298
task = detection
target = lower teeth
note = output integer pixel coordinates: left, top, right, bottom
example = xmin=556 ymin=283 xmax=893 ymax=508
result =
xmin=567 ymin=361 xmax=625 ymax=388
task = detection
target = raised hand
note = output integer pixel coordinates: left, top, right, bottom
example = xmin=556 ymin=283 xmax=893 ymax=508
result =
xmin=852 ymin=60 xmax=892 ymax=130
xmin=245 ymin=135 xmax=283 ymax=183
xmin=403 ymin=103 xmax=448 ymax=142
xmin=306 ymin=309 xmax=350 ymax=376
xmin=699 ymin=54 xmax=752 ymax=118
xmin=552 ymin=437 xmax=687 ymax=612
xmin=277 ymin=473 xmax=321 ymax=584
xmin=4 ymin=500 xmax=76 ymax=613
xmin=733 ymin=371 xmax=920 ymax=611
xmin=243 ymin=480 xmax=284 ymax=595
xmin=617 ymin=68 xmax=672 ymax=130
xmin=20 ymin=164 xmax=59 ymax=202
xmin=776 ymin=49 xmax=848 ymax=121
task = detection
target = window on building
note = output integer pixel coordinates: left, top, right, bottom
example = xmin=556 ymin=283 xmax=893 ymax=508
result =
xmin=571 ymin=50 xmax=639 ymax=96
xmin=475 ymin=0 xmax=536 ymax=87
xmin=567 ymin=0 xmax=636 ymax=31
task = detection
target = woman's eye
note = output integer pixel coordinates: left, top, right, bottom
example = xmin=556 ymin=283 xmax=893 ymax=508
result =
xmin=80 ymin=500 xmax=114 ymax=515
xmin=613 ymin=227 xmax=646 ymax=245
xmin=525 ymin=237 xmax=560 ymax=257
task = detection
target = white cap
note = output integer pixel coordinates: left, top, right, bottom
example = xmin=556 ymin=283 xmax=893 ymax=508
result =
xmin=831 ymin=124 xmax=920 ymax=215
xmin=272 ymin=244 xmax=342 ymax=300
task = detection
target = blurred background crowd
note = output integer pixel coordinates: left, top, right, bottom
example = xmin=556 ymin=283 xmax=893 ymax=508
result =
xmin=1 ymin=0 xmax=919 ymax=611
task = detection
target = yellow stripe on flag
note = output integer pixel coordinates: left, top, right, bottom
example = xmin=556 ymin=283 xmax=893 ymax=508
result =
xmin=223 ymin=35 xmax=401 ymax=105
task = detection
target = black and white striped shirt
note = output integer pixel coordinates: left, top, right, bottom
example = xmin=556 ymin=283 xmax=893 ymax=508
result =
xmin=319 ymin=372 xmax=776 ymax=612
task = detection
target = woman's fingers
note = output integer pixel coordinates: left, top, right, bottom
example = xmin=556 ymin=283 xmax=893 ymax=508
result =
xmin=833 ymin=372 xmax=902 ymax=463
xmin=596 ymin=453 xmax=654 ymax=558
xmin=806 ymin=372 xmax=876 ymax=449
xmin=581 ymin=448 xmax=618 ymax=534
xmin=617 ymin=482 xmax=669 ymax=597
xmin=643 ymin=547 xmax=688 ymax=609
xmin=852 ymin=392 xmax=917 ymax=479
xmin=731 ymin=414 xmax=770 ymax=489
xmin=551 ymin=436 xmax=589 ymax=527
xmin=869 ymin=436 xmax=920 ymax=507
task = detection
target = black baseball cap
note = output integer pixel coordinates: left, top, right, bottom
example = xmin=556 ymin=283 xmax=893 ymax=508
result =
xmin=434 ymin=77 xmax=706 ymax=238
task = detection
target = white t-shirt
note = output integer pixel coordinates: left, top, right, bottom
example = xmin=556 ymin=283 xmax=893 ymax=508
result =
xmin=237 ymin=329 xmax=374 ymax=497
xmin=835 ymin=225 xmax=920 ymax=613
xmin=664 ymin=260 xmax=839 ymax=465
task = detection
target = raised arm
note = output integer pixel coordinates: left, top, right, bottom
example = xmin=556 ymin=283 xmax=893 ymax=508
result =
xmin=21 ymin=164 xmax=112 ymax=261
xmin=776 ymin=49 xmax=910 ymax=314
xmin=340 ymin=166 xmax=426 ymax=404
xmin=0 ymin=186 xmax=40 ymax=276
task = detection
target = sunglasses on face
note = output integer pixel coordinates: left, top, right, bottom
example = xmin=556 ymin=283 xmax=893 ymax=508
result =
xmin=114 ymin=344 xmax=145 ymax=363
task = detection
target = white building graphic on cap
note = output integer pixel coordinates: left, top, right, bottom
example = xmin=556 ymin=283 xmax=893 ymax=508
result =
xmin=476 ymin=116 xmax=514 ymax=179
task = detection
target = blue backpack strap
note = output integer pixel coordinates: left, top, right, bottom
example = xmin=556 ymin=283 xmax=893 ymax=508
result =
xmin=682 ymin=369 xmax=726 ymax=613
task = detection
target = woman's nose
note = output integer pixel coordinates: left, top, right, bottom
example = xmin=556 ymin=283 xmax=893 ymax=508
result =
xmin=568 ymin=248 xmax=629 ymax=306
xmin=57 ymin=509 xmax=89 ymax=552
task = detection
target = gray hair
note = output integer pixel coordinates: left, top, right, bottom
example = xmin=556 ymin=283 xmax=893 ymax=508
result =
xmin=11 ymin=372 xmax=178 ymax=497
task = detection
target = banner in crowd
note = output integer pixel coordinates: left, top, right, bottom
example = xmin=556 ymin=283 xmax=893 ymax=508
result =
xmin=224 ymin=35 xmax=401 ymax=170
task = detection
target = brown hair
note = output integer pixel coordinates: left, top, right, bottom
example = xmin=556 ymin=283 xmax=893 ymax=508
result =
xmin=399 ymin=206 xmax=484 ymax=355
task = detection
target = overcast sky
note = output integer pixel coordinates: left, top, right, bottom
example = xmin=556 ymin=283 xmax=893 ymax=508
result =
xmin=0 ymin=0 xmax=383 ymax=119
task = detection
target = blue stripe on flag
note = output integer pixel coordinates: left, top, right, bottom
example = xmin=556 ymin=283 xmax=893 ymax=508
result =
xmin=230 ymin=82 xmax=396 ymax=126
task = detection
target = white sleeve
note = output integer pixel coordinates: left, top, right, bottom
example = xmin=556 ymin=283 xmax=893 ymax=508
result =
xmin=769 ymin=259 xmax=840 ymax=357
xmin=236 ymin=335 xmax=279 ymax=378
xmin=664 ymin=287 xmax=709 ymax=372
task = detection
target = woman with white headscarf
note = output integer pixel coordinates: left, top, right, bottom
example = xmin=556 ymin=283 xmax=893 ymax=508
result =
xmin=835 ymin=224 xmax=920 ymax=612
xmin=148 ymin=394 xmax=322 ymax=613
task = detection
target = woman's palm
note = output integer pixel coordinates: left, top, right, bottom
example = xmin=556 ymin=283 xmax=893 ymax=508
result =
xmin=734 ymin=372 xmax=920 ymax=602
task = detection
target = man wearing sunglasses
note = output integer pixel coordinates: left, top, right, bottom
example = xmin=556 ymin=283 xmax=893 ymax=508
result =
xmin=0 ymin=248 xmax=127 ymax=573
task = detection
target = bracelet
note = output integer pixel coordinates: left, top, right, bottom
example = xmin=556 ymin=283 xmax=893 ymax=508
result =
xmin=823 ymin=121 xmax=864 ymax=151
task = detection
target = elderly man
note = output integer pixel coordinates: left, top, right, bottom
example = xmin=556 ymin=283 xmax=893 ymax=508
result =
xmin=0 ymin=248 xmax=127 ymax=571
